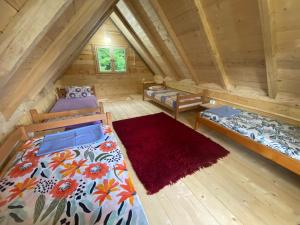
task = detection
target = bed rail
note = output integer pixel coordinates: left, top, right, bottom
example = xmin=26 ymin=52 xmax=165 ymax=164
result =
xmin=0 ymin=113 xmax=113 ymax=174
xmin=175 ymin=92 xmax=203 ymax=119
xmin=30 ymin=106 xmax=104 ymax=124
xmin=142 ymin=81 xmax=166 ymax=100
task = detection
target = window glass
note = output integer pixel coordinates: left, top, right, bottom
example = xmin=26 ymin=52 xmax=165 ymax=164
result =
xmin=113 ymin=48 xmax=126 ymax=72
xmin=97 ymin=47 xmax=112 ymax=72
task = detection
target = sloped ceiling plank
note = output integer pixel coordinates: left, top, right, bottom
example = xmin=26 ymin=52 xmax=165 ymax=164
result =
xmin=29 ymin=4 xmax=115 ymax=99
xmin=135 ymin=0 xmax=193 ymax=81
xmin=0 ymin=0 xmax=72 ymax=89
xmin=193 ymin=0 xmax=231 ymax=90
xmin=4 ymin=0 xmax=27 ymax=11
xmin=0 ymin=0 xmax=17 ymax=32
xmin=258 ymin=0 xmax=278 ymax=98
xmin=0 ymin=0 xmax=117 ymax=118
xmin=110 ymin=11 xmax=163 ymax=75
xmin=149 ymin=0 xmax=200 ymax=84
xmin=117 ymin=0 xmax=179 ymax=80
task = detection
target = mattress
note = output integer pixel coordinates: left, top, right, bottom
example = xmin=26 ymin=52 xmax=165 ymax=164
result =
xmin=0 ymin=125 xmax=149 ymax=225
xmin=201 ymin=108 xmax=300 ymax=161
xmin=50 ymin=96 xmax=99 ymax=129
xmin=145 ymin=89 xmax=201 ymax=109
xmin=51 ymin=96 xmax=98 ymax=112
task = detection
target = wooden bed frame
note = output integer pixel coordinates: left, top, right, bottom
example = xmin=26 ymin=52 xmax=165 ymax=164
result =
xmin=30 ymin=106 xmax=104 ymax=124
xmin=0 ymin=113 xmax=113 ymax=175
xmin=56 ymin=85 xmax=97 ymax=99
xmin=194 ymin=110 xmax=300 ymax=175
xmin=142 ymin=81 xmax=203 ymax=119
xmin=31 ymin=85 xmax=104 ymax=124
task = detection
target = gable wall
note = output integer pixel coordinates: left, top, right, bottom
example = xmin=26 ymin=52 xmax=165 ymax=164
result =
xmin=57 ymin=18 xmax=154 ymax=98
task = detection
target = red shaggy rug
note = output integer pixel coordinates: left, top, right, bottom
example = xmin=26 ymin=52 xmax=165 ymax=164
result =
xmin=113 ymin=112 xmax=229 ymax=194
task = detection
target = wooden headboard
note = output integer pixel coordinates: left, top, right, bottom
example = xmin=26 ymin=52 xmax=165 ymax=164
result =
xmin=56 ymin=86 xmax=97 ymax=98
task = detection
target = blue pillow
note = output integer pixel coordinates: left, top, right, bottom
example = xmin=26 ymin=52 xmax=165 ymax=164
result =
xmin=37 ymin=124 xmax=104 ymax=156
xmin=206 ymin=106 xmax=241 ymax=118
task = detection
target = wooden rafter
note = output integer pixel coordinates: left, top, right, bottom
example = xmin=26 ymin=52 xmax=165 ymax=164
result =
xmin=0 ymin=0 xmax=72 ymax=88
xmin=148 ymin=0 xmax=200 ymax=84
xmin=117 ymin=0 xmax=180 ymax=80
xmin=258 ymin=0 xmax=278 ymax=98
xmin=0 ymin=0 xmax=118 ymax=118
xmin=110 ymin=10 xmax=162 ymax=75
xmin=193 ymin=0 xmax=231 ymax=90
xmin=29 ymin=2 xmax=116 ymax=99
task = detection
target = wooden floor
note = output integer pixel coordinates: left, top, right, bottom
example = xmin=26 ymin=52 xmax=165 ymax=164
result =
xmin=104 ymin=95 xmax=300 ymax=225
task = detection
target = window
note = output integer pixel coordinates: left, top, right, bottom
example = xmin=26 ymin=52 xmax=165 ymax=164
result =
xmin=95 ymin=46 xmax=126 ymax=73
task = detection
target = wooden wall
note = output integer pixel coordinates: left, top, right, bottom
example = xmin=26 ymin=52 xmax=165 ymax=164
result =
xmin=274 ymin=0 xmax=300 ymax=97
xmin=0 ymin=83 xmax=56 ymax=143
xmin=158 ymin=0 xmax=221 ymax=85
xmin=158 ymin=0 xmax=267 ymax=92
xmin=0 ymin=0 xmax=28 ymax=34
xmin=57 ymin=18 xmax=154 ymax=98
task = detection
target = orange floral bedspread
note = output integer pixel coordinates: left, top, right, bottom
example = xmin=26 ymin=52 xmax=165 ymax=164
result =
xmin=0 ymin=126 xmax=148 ymax=225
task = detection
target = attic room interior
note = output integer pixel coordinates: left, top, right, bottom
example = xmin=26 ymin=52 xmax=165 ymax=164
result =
xmin=0 ymin=0 xmax=299 ymax=224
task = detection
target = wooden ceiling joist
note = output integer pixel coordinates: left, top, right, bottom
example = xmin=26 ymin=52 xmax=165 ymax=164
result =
xmin=0 ymin=0 xmax=118 ymax=118
xmin=0 ymin=0 xmax=72 ymax=89
xmin=117 ymin=0 xmax=179 ymax=80
xmin=193 ymin=0 xmax=231 ymax=90
xmin=110 ymin=11 xmax=163 ymax=76
xmin=258 ymin=0 xmax=278 ymax=99
xmin=148 ymin=0 xmax=200 ymax=84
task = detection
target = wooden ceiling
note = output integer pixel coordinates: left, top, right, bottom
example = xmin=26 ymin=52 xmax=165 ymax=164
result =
xmin=0 ymin=0 xmax=299 ymax=120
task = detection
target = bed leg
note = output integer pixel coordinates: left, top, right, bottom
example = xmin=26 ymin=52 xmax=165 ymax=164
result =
xmin=99 ymin=102 xmax=105 ymax=113
xmin=194 ymin=116 xmax=200 ymax=130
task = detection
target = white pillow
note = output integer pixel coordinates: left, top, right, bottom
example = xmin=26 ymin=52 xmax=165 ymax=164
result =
xmin=148 ymin=85 xmax=165 ymax=91
xmin=66 ymin=86 xmax=92 ymax=98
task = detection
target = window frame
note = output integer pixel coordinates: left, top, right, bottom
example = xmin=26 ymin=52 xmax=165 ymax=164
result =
xmin=94 ymin=45 xmax=127 ymax=74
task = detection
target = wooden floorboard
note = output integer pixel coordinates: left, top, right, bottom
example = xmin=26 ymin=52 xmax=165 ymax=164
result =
xmin=104 ymin=95 xmax=300 ymax=225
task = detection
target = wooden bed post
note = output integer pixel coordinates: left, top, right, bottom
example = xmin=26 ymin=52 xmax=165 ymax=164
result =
xmin=106 ymin=112 xmax=113 ymax=128
xmin=194 ymin=115 xmax=200 ymax=130
xmin=142 ymin=81 xmax=145 ymax=101
xmin=30 ymin=109 xmax=39 ymax=123
xmin=175 ymin=93 xmax=180 ymax=120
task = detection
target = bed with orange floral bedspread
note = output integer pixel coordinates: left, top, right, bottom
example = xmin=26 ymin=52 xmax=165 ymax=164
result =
xmin=0 ymin=126 xmax=148 ymax=225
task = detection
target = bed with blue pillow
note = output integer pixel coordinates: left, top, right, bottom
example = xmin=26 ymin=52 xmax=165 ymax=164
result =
xmin=0 ymin=118 xmax=149 ymax=225
xmin=196 ymin=106 xmax=300 ymax=174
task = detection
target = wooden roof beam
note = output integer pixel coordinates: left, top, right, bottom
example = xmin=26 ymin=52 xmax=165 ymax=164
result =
xmin=193 ymin=0 xmax=231 ymax=90
xmin=29 ymin=5 xmax=115 ymax=99
xmin=110 ymin=10 xmax=163 ymax=75
xmin=0 ymin=0 xmax=72 ymax=88
xmin=258 ymin=0 xmax=278 ymax=98
xmin=117 ymin=0 xmax=179 ymax=80
xmin=0 ymin=0 xmax=117 ymax=118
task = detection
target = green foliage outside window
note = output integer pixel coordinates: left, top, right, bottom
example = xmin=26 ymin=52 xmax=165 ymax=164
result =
xmin=97 ymin=48 xmax=112 ymax=72
xmin=96 ymin=47 xmax=126 ymax=73
xmin=113 ymin=48 xmax=126 ymax=72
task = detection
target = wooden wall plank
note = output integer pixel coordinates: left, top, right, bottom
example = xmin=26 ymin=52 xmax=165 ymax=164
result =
xmin=147 ymin=0 xmax=200 ymax=84
xmin=0 ymin=0 xmax=72 ymax=88
xmin=0 ymin=0 xmax=17 ymax=32
xmin=110 ymin=11 xmax=162 ymax=75
xmin=4 ymin=0 xmax=27 ymax=10
xmin=193 ymin=0 xmax=231 ymax=90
